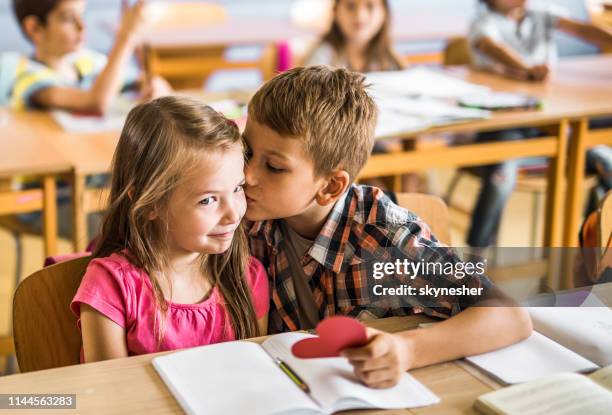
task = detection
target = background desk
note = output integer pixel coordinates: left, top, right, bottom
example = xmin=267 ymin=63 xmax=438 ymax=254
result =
xmin=0 ymin=316 xmax=502 ymax=415
xmin=0 ymin=111 xmax=77 ymax=257
xmin=361 ymin=55 xmax=612 ymax=248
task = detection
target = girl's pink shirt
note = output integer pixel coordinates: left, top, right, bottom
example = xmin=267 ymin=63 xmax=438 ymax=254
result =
xmin=71 ymin=251 xmax=269 ymax=356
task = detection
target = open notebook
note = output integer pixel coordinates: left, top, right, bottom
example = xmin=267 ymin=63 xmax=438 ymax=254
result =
xmin=466 ymin=301 xmax=612 ymax=384
xmin=152 ymin=332 xmax=439 ymax=415
xmin=474 ymin=364 xmax=612 ymax=415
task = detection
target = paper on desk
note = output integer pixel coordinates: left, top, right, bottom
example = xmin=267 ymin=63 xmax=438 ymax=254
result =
xmin=375 ymin=111 xmax=430 ymax=138
xmin=51 ymin=95 xmax=136 ymax=133
xmin=52 ymin=97 xmax=246 ymax=134
xmin=528 ymin=307 xmax=612 ymax=367
xmin=367 ymin=67 xmax=490 ymax=99
xmin=373 ymin=93 xmax=490 ymax=137
xmin=466 ymin=331 xmax=599 ymax=385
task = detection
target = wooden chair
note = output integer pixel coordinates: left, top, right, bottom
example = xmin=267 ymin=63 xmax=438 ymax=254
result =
xmin=13 ymin=256 xmax=91 ymax=373
xmin=443 ymin=36 xmax=471 ymax=66
xmin=599 ymin=191 xmax=612 ymax=250
xmin=395 ymin=193 xmax=451 ymax=245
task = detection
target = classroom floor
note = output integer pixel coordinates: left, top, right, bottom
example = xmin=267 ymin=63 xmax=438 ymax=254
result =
xmin=0 ymin=167 xmax=562 ymax=375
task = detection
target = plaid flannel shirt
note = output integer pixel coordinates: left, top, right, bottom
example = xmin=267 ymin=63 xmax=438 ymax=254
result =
xmin=249 ymin=185 xmax=491 ymax=333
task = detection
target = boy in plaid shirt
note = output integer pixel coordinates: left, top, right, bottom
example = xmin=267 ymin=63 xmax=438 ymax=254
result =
xmin=244 ymin=66 xmax=531 ymax=388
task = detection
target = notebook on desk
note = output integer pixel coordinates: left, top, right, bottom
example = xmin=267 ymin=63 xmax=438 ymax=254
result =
xmin=474 ymin=365 xmax=612 ymax=415
xmin=152 ymin=332 xmax=439 ymax=415
xmin=466 ymin=303 xmax=612 ymax=385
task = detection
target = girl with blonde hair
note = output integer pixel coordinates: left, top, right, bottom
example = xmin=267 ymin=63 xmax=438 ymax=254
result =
xmin=72 ymin=96 xmax=268 ymax=361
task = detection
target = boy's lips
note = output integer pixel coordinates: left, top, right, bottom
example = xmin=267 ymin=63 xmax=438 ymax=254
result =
xmin=246 ymin=195 xmax=256 ymax=204
xmin=209 ymin=228 xmax=237 ymax=238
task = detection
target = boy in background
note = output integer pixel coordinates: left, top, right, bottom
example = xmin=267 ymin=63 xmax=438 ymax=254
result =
xmin=10 ymin=0 xmax=170 ymax=112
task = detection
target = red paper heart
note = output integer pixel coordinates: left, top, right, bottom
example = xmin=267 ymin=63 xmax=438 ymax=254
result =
xmin=291 ymin=316 xmax=368 ymax=358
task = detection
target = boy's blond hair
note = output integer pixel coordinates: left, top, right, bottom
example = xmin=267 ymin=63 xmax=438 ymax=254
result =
xmin=248 ymin=65 xmax=377 ymax=180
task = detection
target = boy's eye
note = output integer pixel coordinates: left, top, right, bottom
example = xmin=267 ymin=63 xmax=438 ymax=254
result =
xmin=266 ymin=162 xmax=285 ymax=173
xmin=198 ymin=196 xmax=217 ymax=206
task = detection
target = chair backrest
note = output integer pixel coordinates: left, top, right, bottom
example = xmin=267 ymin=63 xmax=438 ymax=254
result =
xmin=599 ymin=191 xmax=612 ymax=249
xmin=443 ymin=36 xmax=471 ymax=66
xmin=394 ymin=193 xmax=451 ymax=245
xmin=13 ymin=256 xmax=91 ymax=372
xmin=0 ymin=51 xmax=21 ymax=106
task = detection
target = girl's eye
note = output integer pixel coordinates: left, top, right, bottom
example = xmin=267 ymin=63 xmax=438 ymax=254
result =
xmin=266 ymin=162 xmax=285 ymax=173
xmin=234 ymin=184 xmax=244 ymax=193
xmin=199 ymin=196 xmax=217 ymax=206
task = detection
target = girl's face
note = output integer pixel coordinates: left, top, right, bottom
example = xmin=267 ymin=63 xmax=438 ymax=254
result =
xmin=165 ymin=144 xmax=247 ymax=256
xmin=335 ymin=0 xmax=387 ymax=47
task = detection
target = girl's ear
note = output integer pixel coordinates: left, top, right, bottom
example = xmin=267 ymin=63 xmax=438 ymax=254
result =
xmin=315 ymin=169 xmax=350 ymax=206
xmin=148 ymin=210 xmax=158 ymax=221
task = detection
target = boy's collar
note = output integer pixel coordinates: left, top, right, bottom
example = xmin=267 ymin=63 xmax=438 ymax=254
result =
xmin=308 ymin=187 xmax=352 ymax=272
xmin=249 ymin=185 xmax=359 ymax=273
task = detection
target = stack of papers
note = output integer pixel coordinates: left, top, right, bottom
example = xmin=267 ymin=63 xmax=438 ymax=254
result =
xmin=367 ymin=67 xmax=492 ymax=138
xmin=367 ymin=67 xmax=490 ymax=99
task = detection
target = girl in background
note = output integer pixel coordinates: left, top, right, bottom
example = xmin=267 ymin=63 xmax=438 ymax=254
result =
xmin=303 ymin=0 xmax=403 ymax=71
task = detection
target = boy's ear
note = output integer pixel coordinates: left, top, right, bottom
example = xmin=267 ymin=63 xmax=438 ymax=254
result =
xmin=315 ymin=169 xmax=350 ymax=206
xmin=22 ymin=16 xmax=43 ymax=43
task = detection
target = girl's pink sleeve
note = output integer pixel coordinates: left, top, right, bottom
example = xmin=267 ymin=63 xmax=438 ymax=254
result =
xmin=70 ymin=259 xmax=129 ymax=329
xmin=247 ymin=257 xmax=270 ymax=319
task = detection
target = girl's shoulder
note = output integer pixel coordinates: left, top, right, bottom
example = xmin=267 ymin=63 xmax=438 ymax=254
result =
xmin=246 ymin=256 xmax=267 ymax=286
xmin=84 ymin=250 xmax=148 ymax=289
xmin=245 ymin=256 xmax=269 ymax=319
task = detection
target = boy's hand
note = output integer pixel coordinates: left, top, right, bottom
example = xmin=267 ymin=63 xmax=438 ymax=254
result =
xmin=118 ymin=0 xmax=150 ymax=44
xmin=140 ymin=75 xmax=173 ymax=101
xmin=527 ymin=64 xmax=550 ymax=82
xmin=341 ymin=328 xmax=413 ymax=389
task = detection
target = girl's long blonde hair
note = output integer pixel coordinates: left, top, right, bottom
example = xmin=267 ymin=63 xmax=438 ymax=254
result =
xmin=94 ymin=96 xmax=258 ymax=346
xmin=319 ymin=0 xmax=402 ymax=71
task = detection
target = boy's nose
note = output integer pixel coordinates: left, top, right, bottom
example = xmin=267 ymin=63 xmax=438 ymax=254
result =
xmin=244 ymin=162 xmax=258 ymax=186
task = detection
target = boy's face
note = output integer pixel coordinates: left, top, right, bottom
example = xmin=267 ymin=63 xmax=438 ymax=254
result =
xmin=243 ymin=118 xmax=328 ymax=222
xmin=32 ymin=0 xmax=86 ymax=54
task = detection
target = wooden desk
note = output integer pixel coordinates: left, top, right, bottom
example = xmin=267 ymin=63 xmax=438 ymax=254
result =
xmin=0 ymin=111 xmax=75 ymax=257
xmin=0 ymin=316 xmax=500 ymax=414
xmin=361 ymin=55 xmax=612 ymax=248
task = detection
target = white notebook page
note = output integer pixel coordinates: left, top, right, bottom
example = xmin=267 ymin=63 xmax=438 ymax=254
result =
xmin=261 ymin=332 xmax=439 ymax=413
xmin=466 ymin=331 xmax=599 ymax=384
xmin=153 ymin=341 xmax=318 ymax=415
